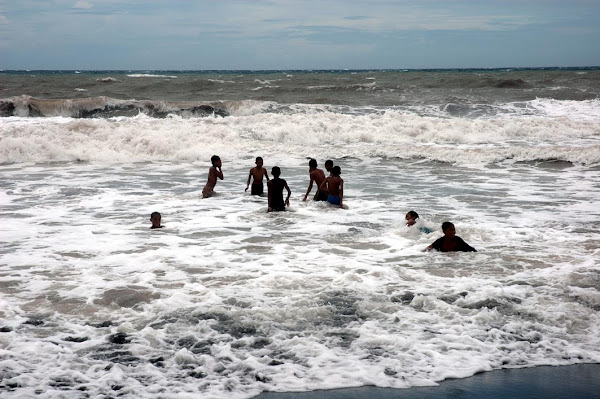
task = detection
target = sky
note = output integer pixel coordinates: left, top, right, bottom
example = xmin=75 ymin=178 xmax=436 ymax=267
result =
xmin=1 ymin=0 xmax=599 ymax=70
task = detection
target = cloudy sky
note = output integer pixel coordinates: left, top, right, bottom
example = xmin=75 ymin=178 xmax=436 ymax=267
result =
xmin=1 ymin=0 xmax=599 ymax=70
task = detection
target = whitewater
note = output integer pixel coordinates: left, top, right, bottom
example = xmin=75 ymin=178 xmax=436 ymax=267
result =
xmin=1 ymin=69 xmax=600 ymax=398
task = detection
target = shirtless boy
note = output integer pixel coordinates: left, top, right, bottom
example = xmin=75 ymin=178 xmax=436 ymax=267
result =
xmin=426 ymin=222 xmax=476 ymax=252
xmin=303 ymin=159 xmax=328 ymax=201
xmin=319 ymin=165 xmax=343 ymax=208
xmin=245 ymin=157 xmax=270 ymax=196
xmin=202 ymin=155 xmax=224 ymax=198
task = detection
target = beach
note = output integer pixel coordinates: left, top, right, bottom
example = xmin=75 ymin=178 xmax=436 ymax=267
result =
xmin=255 ymin=364 xmax=600 ymax=399
xmin=1 ymin=69 xmax=599 ymax=398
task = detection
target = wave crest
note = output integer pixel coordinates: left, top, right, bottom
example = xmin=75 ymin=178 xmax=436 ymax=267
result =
xmin=1 ymin=110 xmax=599 ymax=165
xmin=0 ymin=96 xmax=229 ymax=118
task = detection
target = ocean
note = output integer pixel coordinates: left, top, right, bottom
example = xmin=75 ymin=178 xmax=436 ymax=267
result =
xmin=1 ymin=69 xmax=599 ymax=398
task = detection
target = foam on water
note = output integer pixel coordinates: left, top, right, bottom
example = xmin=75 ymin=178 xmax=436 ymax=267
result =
xmin=1 ymin=99 xmax=600 ymax=165
xmin=1 ymin=155 xmax=599 ymax=398
xmin=1 ymin=95 xmax=600 ymax=397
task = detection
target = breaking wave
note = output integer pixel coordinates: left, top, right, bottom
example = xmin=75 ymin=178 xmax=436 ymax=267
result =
xmin=0 ymin=96 xmax=229 ymax=118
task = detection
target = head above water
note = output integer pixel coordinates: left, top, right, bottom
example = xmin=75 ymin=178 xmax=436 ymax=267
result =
xmin=271 ymin=166 xmax=281 ymax=177
xmin=406 ymin=210 xmax=419 ymax=226
xmin=309 ymin=158 xmax=317 ymax=168
xmin=255 ymin=156 xmax=263 ymax=166
xmin=325 ymin=160 xmax=334 ymax=170
xmin=150 ymin=212 xmax=162 ymax=228
xmin=442 ymin=221 xmax=455 ymax=236
xmin=211 ymin=155 xmax=221 ymax=166
xmin=331 ymin=166 xmax=341 ymax=177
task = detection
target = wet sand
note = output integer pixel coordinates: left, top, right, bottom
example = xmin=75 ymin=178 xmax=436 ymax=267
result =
xmin=254 ymin=363 xmax=600 ymax=399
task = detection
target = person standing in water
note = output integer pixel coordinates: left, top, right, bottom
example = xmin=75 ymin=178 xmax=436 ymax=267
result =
xmin=267 ymin=166 xmax=291 ymax=212
xmin=303 ymin=159 xmax=328 ymax=202
xmin=202 ymin=155 xmax=223 ymax=198
xmin=324 ymin=159 xmax=334 ymax=176
xmin=320 ymin=165 xmax=343 ymax=208
xmin=427 ymin=221 xmax=476 ymax=252
xmin=245 ymin=156 xmax=270 ymax=196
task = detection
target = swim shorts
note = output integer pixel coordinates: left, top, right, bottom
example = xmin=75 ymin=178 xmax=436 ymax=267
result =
xmin=251 ymin=183 xmax=264 ymax=196
xmin=327 ymin=195 xmax=341 ymax=205
xmin=314 ymin=189 xmax=329 ymax=201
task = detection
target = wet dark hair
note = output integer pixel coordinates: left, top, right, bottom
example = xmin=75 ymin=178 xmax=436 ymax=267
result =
xmin=210 ymin=155 xmax=220 ymax=165
xmin=332 ymin=166 xmax=341 ymax=176
xmin=271 ymin=166 xmax=281 ymax=177
xmin=442 ymin=221 xmax=454 ymax=232
xmin=150 ymin=212 xmax=161 ymax=220
xmin=325 ymin=160 xmax=333 ymax=168
xmin=256 ymin=156 xmax=263 ymax=162
xmin=407 ymin=210 xmax=419 ymax=219
xmin=309 ymin=159 xmax=317 ymax=168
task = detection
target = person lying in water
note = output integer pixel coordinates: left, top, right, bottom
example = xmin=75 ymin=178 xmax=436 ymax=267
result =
xmin=426 ymin=221 xmax=476 ymax=252
xmin=405 ymin=210 xmax=432 ymax=234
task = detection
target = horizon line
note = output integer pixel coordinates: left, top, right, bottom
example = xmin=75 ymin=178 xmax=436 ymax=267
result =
xmin=2 ymin=66 xmax=600 ymax=73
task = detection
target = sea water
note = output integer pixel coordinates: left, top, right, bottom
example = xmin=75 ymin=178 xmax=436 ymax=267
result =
xmin=1 ymin=69 xmax=600 ymax=398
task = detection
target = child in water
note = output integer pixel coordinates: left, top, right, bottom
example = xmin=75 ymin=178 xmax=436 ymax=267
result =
xmin=150 ymin=212 xmax=163 ymax=229
xmin=324 ymin=159 xmax=334 ymax=176
xmin=267 ymin=166 xmax=291 ymax=212
xmin=303 ymin=158 xmax=328 ymax=201
xmin=405 ymin=210 xmax=433 ymax=234
xmin=202 ymin=155 xmax=224 ymax=198
xmin=426 ymin=222 xmax=476 ymax=252
xmin=245 ymin=156 xmax=270 ymax=196
xmin=319 ymin=165 xmax=343 ymax=208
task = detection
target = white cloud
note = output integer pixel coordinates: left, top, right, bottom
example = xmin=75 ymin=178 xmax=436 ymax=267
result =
xmin=73 ymin=0 xmax=93 ymax=9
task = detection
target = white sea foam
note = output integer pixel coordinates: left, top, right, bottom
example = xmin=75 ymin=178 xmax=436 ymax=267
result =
xmin=1 ymin=97 xmax=600 ymax=398
xmin=1 ymin=157 xmax=599 ymax=398
xmin=1 ymin=101 xmax=599 ymax=165
xmin=127 ymin=74 xmax=178 ymax=79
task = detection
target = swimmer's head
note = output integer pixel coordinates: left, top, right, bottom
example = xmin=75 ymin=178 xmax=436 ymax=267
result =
xmin=309 ymin=159 xmax=317 ymax=169
xmin=406 ymin=210 xmax=419 ymax=226
xmin=442 ymin=221 xmax=455 ymax=237
xmin=271 ymin=166 xmax=281 ymax=177
xmin=325 ymin=160 xmax=333 ymax=171
xmin=150 ymin=212 xmax=162 ymax=228
xmin=331 ymin=166 xmax=341 ymax=177
xmin=211 ymin=155 xmax=221 ymax=166
xmin=255 ymin=156 xmax=263 ymax=167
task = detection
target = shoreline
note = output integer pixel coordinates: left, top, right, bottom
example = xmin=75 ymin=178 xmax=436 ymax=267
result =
xmin=253 ymin=363 xmax=600 ymax=399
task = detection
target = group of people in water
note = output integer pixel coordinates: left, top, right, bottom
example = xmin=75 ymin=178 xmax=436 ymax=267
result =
xmin=150 ymin=156 xmax=477 ymax=253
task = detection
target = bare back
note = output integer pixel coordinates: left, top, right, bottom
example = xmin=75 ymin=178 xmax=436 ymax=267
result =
xmin=325 ymin=176 xmax=343 ymax=196
xmin=311 ymin=169 xmax=326 ymax=189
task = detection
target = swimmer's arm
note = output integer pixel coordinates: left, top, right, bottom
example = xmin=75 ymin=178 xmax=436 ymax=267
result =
xmin=285 ymin=181 xmax=291 ymax=206
xmin=319 ymin=177 xmax=328 ymax=193
xmin=264 ymin=168 xmax=270 ymax=181
xmin=216 ymin=166 xmax=223 ymax=180
xmin=304 ymin=174 xmax=315 ymax=201
xmin=339 ymin=179 xmax=344 ymax=207
xmin=267 ymin=180 xmax=273 ymax=212
xmin=245 ymin=168 xmax=253 ymax=191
